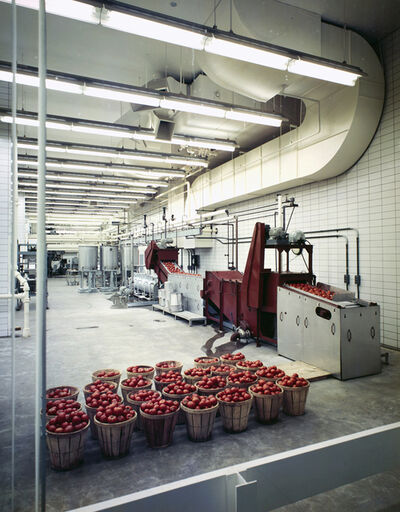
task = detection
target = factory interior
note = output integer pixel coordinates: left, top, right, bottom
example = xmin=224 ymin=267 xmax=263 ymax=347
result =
xmin=0 ymin=1 xmax=399 ymax=511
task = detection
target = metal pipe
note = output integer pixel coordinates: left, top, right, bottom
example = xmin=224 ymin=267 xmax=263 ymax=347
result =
xmin=35 ymin=2 xmax=47 ymax=511
xmin=306 ymin=234 xmax=349 ymax=290
xmin=10 ymin=1 xmax=18 ymax=508
xmin=235 ymin=216 xmax=238 ymax=270
xmin=304 ymin=228 xmax=360 ymax=298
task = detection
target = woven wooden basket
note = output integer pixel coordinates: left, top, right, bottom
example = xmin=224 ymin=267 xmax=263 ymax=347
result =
xmin=227 ymin=375 xmax=258 ymax=389
xmin=184 ymin=373 xmax=206 ymax=385
xmin=140 ymin=409 xmax=179 ymax=448
xmin=195 ymin=384 xmax=226 ymax=397
xmin=161 ymin=390 xmax=192 ymax=424
xmin=155 ymin=361 xmax=183 ymax=376
xmin=45 ymin=386 xmax=79 ymax=404
xmin=126 ymin=391 xmax=161 ymax=431
xmin=278 ymin=381 xmax=310 ymax=416
xmin=120 ymin=378 xmax=152 ymax=403
xmin=235 ymin=363 xmax=264 ymax=373
xmin=91 ymin=369 xmax=121 ymax=388
xmin=210 ymin=368 xmax=232 ymax=377
xmin=94 ymin=413 xmax=137 ymax=458
xmin=181 ymin=403 xmax=219 ymax=442
xmin=83 ymin=382 xmax=117 ymax=401
xmin=194 ymin=357 xmax=220 ymax=369
xmin=216 ymin=396 xmax=253 ymax=433
xmin=46 ymin=422 xmax=90 ymax=470
xmin=249 ymin=386 xmax=283 ymax=423
xmin=85 ymin=404 xmax=99 ymax=439
xmin=126 ymin=366 xmax=155 ymax=380
xmin=220 ymin=356 xmax=245 ymax=366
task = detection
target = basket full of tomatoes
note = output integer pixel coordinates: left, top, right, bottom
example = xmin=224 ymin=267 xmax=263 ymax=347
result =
xmin=155 ymin=360 xmax=183 ymax=376
xmin=277 ymin=374 xmax=310 ymax=416
xmin=94 ymin=404 xmax=137 ymax=458
xmin=216 ymin=387 xmax=253 ymax=433
xmin=194 ymin=356 xmax=220 ymax=369
xmin=91 ymin=369 xmax=121 ymax=387
xmin=120 ymin=377 xmax=152 ymax=403
xmin=126 ymin=389 xmax=161 ymax=431
xmin=180 ymin=393 xmax=219 ymax=442
xmin=249 ymin=379 xmax=283 ymax=423
xmin=183 ymin=367 xmax=211 ymax=385
xmin=140 ymin=398 xmax=180 ymax=448
xmin=162 ymin=382 xmax=197 ymax=424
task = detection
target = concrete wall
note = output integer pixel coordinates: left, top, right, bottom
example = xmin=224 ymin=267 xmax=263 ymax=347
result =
xmin=0 ymin=83 xmax=10 ymax=336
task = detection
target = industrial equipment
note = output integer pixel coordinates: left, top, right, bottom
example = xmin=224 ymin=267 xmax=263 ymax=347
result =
xmin=144 ymin=240 xmax=180 ymax=284
xmin=202 ymin=222 xmax=313 ymax=344
xmin=277 ymin=284 xmax=380 ymax=380
xmin=78 ymin=245 xmax=98 ymax=293
xmin=120 ymin=240 xmax=139 ymax=286
xmin=100 ymin=245 xmax=119 ymax=291
xmin=18 ymin=243 xmax=37 ymax=295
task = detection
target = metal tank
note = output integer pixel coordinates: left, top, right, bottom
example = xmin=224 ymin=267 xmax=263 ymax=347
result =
xmin=121 ymin=241 xmax=139 ymax=272
xmin=78 ymin=245 xmax=98 ymax=271
xmin=101 ymin=245 xmax=119 ymax=271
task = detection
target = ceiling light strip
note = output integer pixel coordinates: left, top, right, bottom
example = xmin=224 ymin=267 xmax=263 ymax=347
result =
xmin=0 ymin=1 xmax=364 ymax=86
xmin=0 ymin=111 xmax=236 ymax=151
xmin=0 ymin=66 xmax=285 ymax=126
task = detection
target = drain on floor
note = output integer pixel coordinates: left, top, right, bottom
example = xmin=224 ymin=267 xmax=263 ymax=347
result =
xmin=76 ymin=326 xmax=99 ymax=330
xmin=154 ymin=319 xmax=166 ymax=323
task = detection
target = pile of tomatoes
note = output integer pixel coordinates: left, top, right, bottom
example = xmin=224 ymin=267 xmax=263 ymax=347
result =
xmin=196 ymin=376 xmax=226 ymax=390
xmin=128 ymin=389 xmax=160 ymax=402
xmin=210 ymin=365 xmax=232 ymax=375
xmin=278 ymin=374 xmax=309 ymax=388
xmin=217 ymin=387 xmax=251 ymax=402
xmin=182 ymin=393 xmax=218 ymax=410
xmin=84 ymin=380 xmax=116 ymax=395
xmin=228 ymin=371 xmax=257 ymax=385
xmin=156 ymin=361 xmax=180 ymax=369
xmin=154 ymin=371 xmax=183 ymax=384
xmin=47 ymin=410 xmax=89 ymax=433
xmin=184 ymin=367 xmax=210 ymax=377
xmin=95 ymin=404 xmax=135 ymax=424
xmin=237 ymin=359 xmax=263 ymax=369
xmin=289 ymin=282 xmax=334 ymax=300
xmin=46 ymin=387 xmax=76 ymax=399
xmin=46 ymin=399 xmax=81 ymax=417
xmin=250 ymin=379 xmax=282 ymax=396
xmin=194 ymin=356 xmax=219 ymax=365
xmin=86 ymin=391 xmax=121 ymax=408
xmin=256 ymin=366 xmax=285 ymax=380
xmin=121 ymin=377 xmax=150 ymax=389
xmin=221 ymin=352 xmax=245 ymax=362
xmin=127 ymin=365 xmax=154 ymax=374
xmin=163 ymin=383 xmax=196 ymax=395
xmin=140 ymin=398 xmax=179 ymax=415
xmin=96 ymin=370 xmax=120 ymax=378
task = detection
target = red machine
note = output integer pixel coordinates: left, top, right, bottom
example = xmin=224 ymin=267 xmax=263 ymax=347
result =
xmin=202 ymin=222 xmax=313 ymax=345
xmin=144 ymin=241 xmax=180 ymax=284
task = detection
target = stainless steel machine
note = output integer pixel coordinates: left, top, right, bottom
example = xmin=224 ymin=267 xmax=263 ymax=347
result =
xmin=277 ymin=283 xmax=381 ymax=380
xmin=78 ymin=245 xmax=98 ymax=293
xmin=100 ymin=245 xmax=119 ymax=291
xmin=120 ymin=240 xmax=139 ymax=286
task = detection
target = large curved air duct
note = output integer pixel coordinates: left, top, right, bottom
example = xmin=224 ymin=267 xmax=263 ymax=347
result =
xmin=191 ymin=3 xmax=384 ymax=210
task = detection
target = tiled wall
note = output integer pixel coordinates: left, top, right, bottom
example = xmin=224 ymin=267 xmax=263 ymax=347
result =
xmin=192 ymin=29 xmax=400 ymax=350
xmin=0 ymin=83 xmax=10 ymax=336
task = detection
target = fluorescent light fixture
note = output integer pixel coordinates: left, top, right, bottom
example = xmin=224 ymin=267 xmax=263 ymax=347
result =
xmin=20 ymin=181 xmax=154 ymax=195
xmin=84 ymin=85 xmax=160 ymax=107
xmin=0 ymin=1 xmax=363 ymax=87
xmin=287 ymin=59 xmax=361 ymax=86
xmin=226 ymin=109 xmax=282 ymax=127
xmin=3 ymin=113 xmax=235 ymax=151
xmin=16 ymin=140 xmax=206 ymax=168
xmin=204 ymin=36 xmax=290 ymax=70
xmin=101 ymin=9 xmax=206 ymax=50
xmin=17 ymin=158 xmax=185 ymax=178
xmin=22 ymin=189 xmax=141 ymax=201
xmin=160 ymin=98 xmax=225 ymax=118
xmin=19 ymin=170 xmax=166 ymax=188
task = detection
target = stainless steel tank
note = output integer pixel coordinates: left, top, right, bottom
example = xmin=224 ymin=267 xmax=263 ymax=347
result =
xmin=121 ymin=241 xmax=139 ymax=272
xmin=101 ymin=245 xmax=119 ymax=271
xmin=78 ymin=245 xmax=98 ymax=271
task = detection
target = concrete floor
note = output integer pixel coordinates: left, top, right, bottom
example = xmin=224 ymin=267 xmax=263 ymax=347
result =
xmin=0 ymin=278 xmax=399 ymax=511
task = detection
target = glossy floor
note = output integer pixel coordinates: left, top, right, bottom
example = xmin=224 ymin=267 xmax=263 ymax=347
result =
xmin=0 ymin=278 xmax=399 ymax=511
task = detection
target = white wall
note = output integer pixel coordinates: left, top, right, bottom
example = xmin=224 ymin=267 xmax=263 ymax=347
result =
xmin=0 ymin=83 xmax=10 ymax=336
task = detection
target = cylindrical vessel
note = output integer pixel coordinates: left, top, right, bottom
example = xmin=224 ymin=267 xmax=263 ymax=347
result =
xmin=120 ymin=379 xmax=152 ymax=403
xmin=121 ymin=242 xmax=139 ymax=272
xmin=126 ymin=391 xmax=161 ymax=431
xmin=78 ymin=245 xmax=98 ymax=271
xmin=217 ymin=397 xmax=253 ymax=433
xmin=279 ymin=382 xmax=310 ymax=416
xmin=91 ymin=369 xmax=121 ymax=388
xmin=169 ymin=293 xmax=183 ymax=312
xmin=46 ymin=423 xmax=90 ymax=470
xmin=45 ymin=386 xmax=79 ymax=404
xmin=141 ymin=409 xmax=178 ymax=448
xmin=95 ymin=414 xmax=136 ymax=458
xmin=101 ymin=245 xmax=119 ymax=271
xmin=250 ymin=388 xmax=283 ymax=423
xmin=85 ymin=404 xmax=99 ymax=439
xmin=181 ymin=403 xmax=218 ymax=442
